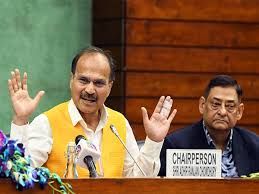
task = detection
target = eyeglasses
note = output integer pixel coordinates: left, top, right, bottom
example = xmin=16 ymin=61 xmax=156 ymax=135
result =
xmin=208 ymin=101 xmax=239 ymax=113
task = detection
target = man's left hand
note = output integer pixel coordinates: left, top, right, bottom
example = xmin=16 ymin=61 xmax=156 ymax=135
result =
xmin=141 ymin=96 xmax=177 ymax=142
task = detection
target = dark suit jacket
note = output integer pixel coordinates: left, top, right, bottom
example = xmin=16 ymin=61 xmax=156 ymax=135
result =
xmin=158 ymin=120 xmax=259 ymax=177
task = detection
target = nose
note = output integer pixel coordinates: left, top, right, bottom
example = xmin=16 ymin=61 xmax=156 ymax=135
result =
xmin=218 ymin=104 xmax=227 ymax=115
xmin=84 ymin=82 xmax=95 ymax=94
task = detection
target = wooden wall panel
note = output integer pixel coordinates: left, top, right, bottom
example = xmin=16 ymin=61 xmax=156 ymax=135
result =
xmin=126 ymin=98 xmax=259 ymax=125
xmin=126 ymin=98 xmax=200 ymax=126
xmin=131 ymin=123 xmax=186 ymax=141
xmin=105 ymin=96 xmax=124 ymax=112
xmin=126 ymin=47 xmax=259 ymax=73
xmin=131 ymin=123 xmax=259 ymax=141
xmin=93 ymin=1 xmax=125 ymax=112
xmin=126 ymin=0 xmax=259 ymax=22
xmin=126 ymin=73 xmax=259 ymax=99
xmin=109 ymin=72 xmax=122 ymax=97
xmin=94 ymin=0 xmax=123 ymax=19
xmin=102 ymin=46 xmax=123 ymax=69
xmin=93 ymin=1 xmax=259 ymax=139
xmin=93 ymin=20 xmax=123 ymax=45
xmin=126 ymin=20 xmax=259 ymax=48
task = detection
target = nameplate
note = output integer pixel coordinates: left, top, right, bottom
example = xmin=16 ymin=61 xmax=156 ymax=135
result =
xmin=166 ymin=149 xmax=222 ymax=179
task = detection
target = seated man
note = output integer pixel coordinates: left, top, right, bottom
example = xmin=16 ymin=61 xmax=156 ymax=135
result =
xmin=8 ymin=46 xmax=177 ymax=177
xmin=159 ymin=75 xmax=259 ymax=177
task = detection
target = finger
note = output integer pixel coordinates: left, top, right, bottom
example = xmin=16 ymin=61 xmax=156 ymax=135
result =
xmin=22 ymin=72 xmax=28 ymax=90
xmin=33 ymin=91 xmax=45 ymax=106
xmin=15 ymin=69 xmax=22 ymax=89
xmin=160 ymin=96 xmax=173 ymax=117
xmin=167 ymin=109 xmax=177 ymax=123
xmin=11 ymin=71 xmax=19 ymax=92
xmin=152 ymin=96 xmax=165 ymax=115
xmin=8 ymin=79 xmax=15 ymax=96
xmin=141 ymin=107 xmax=149 ymax=126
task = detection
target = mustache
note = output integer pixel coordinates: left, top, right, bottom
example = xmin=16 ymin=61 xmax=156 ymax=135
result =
xmin=80 ymin=92 xmax=97 ymax=101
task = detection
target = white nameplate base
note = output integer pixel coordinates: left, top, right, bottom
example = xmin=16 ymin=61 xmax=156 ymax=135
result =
xmin=166 ymin=149 xmax=222 ymax=179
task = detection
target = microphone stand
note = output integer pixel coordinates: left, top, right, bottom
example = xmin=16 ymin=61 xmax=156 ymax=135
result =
xmin=110 ymin=125 xmax=147 ymax=176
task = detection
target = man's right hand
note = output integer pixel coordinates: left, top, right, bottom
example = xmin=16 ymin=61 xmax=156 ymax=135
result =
xmin=8 ymin=69 xmax=45 ymax=125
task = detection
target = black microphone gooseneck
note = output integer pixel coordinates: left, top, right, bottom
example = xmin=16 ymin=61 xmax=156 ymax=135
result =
xmin=75 ymin=135 xmax=98 ymax=178
xmin=84 ymin=156 xmax=98 ymax=178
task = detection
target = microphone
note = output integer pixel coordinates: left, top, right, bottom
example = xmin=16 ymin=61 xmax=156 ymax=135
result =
xmin=110 ymin=124 xmax=146 ymax=176
xmin=75 ymin=135 xmax=100 ymax=178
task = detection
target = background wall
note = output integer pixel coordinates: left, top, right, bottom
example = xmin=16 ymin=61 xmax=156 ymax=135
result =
xmin=0 ymin=0 xmax=92 ymax=133
xmin=93 ymin=0 xmax=125 ymax=113
xmin=125 ymin=0 xmax=259 ymax=139
xmin=94 ymin=0 xmax=259 ymax=140
xmin=2 ymin=0 xmax=259 ymax=139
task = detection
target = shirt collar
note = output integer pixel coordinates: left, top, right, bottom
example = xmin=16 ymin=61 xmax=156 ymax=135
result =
xmin=202 ymin=120 xmax=233 ymax=150
xmin=68 ymin=99 xmax=108 ymax=132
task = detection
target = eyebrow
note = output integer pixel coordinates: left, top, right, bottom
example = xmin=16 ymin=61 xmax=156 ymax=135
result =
xmin=77 ymin=75 xmax=106 ymax=81
xmin=212 ymin=97 xmax=235 ymax=103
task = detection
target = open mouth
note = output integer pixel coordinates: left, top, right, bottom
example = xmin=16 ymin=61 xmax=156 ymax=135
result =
xmin=81 ymin=97 xmax=96 ymax=103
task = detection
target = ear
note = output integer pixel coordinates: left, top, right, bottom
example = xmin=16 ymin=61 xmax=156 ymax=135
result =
xmin=199 ymin=96 xmax=206 ymax=114
xmin=70 ymin=73 xmax=74 ymax=89
xmin=236 ymin=103 xmax=244 ymax=120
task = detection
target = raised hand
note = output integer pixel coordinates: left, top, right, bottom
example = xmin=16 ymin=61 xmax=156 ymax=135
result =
xmin=8 ymin=69 xmax=45 ymax=125
xmin=141 ymin=96 xmax=177 ymax=142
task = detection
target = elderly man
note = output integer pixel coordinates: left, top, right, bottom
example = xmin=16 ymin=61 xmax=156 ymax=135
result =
xmin=8 ymin=46 xmax=177 ymax=177
xmin=159 ymin=75 xmax=259 ymax=177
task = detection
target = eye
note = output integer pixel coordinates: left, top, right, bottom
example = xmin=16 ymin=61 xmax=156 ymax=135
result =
xmin=225 ymin=103 xmax=236 ymax=112
xmin=78 ymin=77 xmax=90 ymax=84
xmin=226 ymin=104 xmax=234 ymax=108
xmin=94 ymin=80 xmax=106 ymax=87
xmin=211 ymin=102 xmax=221 ymax=108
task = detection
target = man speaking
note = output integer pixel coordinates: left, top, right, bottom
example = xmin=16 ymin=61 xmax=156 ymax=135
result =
xmin=8 ymin=46 xmax=177 ymax=177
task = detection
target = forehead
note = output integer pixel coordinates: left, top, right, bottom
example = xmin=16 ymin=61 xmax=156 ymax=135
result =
xmin=207 ymin=86 xmax=239 ymax=102
xmin=75 ymin=53 xmax=110 ymax=78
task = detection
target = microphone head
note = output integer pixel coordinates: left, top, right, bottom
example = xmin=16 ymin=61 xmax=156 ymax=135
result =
xmin=110 ymin=124 xmax=119 ymax=136
xmin=75 ymin=138 xmax=101 ymax=169
xmin=75 ymin=135 xmax=86 ymax=145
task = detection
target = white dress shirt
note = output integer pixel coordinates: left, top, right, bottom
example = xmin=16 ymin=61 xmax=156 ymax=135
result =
xmin=10 ymin=99 xmax=163 ymax=177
